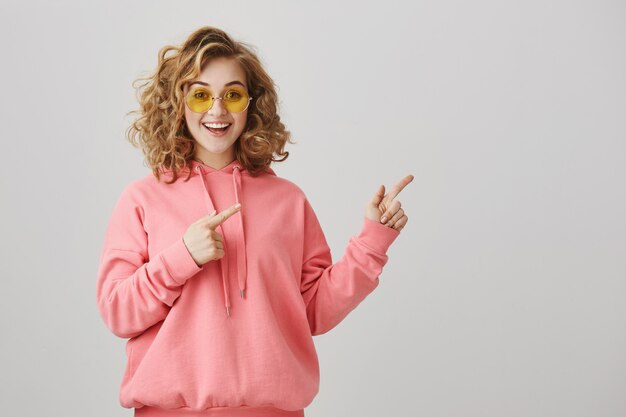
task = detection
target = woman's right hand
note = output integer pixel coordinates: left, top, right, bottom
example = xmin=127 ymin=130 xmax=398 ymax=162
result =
xmin=183 ymin=203 xmax=242 ymax=267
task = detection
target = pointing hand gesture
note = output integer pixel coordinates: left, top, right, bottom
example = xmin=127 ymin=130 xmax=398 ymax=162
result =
xmin=183 ymin=203 xmax=242 ymax=267
xmin=366 ymin=174 xmax=414 ymax=232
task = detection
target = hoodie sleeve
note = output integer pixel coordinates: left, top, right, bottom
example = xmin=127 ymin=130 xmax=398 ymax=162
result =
xmin=299 ymin=198 xmax=400 ymax=336
xmin=96 ymin=184 xmax=204 ymax=339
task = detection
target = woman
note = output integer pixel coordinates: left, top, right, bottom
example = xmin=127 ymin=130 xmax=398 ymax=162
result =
xmin=96 ymin=26 xmax=412 ymax=417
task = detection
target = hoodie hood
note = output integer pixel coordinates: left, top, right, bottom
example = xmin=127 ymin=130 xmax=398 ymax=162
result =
xmin=166 ymin=158 xmax=276 ymax=318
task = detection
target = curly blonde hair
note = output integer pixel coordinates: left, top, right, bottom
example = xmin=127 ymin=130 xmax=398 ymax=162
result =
xmin=125 ymin=26 xmax=295 ymax=183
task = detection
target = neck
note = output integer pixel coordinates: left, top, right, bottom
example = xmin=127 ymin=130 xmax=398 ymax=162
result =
xmin=193 ymin=153 xmax=236 ymax=171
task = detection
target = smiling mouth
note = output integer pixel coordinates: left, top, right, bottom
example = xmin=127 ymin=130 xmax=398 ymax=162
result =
xmin=203 ymin=124 xmax=232 ymax=136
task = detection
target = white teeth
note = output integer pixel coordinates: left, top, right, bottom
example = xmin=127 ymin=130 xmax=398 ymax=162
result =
xmin=203 ymin=123 xmax=231 ymax=128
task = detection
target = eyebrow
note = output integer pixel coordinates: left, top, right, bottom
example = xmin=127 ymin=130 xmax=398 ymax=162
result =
xmin=188 ymin=80 xmax=246 ymax=88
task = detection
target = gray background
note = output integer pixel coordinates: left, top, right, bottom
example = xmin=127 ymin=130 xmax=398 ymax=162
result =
xmin=1 ymin=0 xmax=624 ymax=416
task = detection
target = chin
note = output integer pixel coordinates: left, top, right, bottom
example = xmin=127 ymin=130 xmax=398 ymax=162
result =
xmin=197 ymin=137 xmax=238 ymax=152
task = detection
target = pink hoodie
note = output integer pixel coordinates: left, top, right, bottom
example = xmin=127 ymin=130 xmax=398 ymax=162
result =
xmin=96 ymin=158 xmax=400 ymax=416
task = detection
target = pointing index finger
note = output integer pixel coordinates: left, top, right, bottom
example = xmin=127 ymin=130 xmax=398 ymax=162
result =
xmin=385 ymin=174 xmax=414 ymax=201
xmin=207 ymin=203 xmax=241 ymax=230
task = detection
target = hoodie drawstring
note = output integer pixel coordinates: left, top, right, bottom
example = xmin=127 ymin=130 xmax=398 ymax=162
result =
xmin=232 ymin=166 xmax=247 ymax=301
xmin=194 ymin=164 xmax=247 ymax=318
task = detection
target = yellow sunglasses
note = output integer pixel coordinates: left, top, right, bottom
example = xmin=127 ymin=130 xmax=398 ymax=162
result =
xmin=185 ymin=86 xmax=253 ymax=113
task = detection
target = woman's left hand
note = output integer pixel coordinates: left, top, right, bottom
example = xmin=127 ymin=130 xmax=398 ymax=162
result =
xmin=365 ymin=174 xmax=414 ymax=232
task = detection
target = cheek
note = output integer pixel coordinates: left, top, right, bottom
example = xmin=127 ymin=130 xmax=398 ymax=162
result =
xmin=233 ymin=113 xmax=248 ymax=132
xmin=184 ymin=110 xmax=200 ymax=127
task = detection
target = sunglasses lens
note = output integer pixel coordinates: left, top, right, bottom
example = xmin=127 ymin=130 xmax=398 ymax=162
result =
xmin=223 ymin=88 xmax=250 ymax=112
xmin=186 ymin=87 xmax=250 ymax=113
xmin=186 ymin=88 xmax=212 ymax=112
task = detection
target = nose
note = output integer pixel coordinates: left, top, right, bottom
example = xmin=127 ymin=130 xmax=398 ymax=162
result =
xmin=207 ymin=97 xmax=228 ymax=116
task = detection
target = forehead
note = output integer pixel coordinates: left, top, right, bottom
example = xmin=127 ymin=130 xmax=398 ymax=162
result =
xmin=188 ymin=80 xmax=246 ymax=90
xmin=188 ymin=57 xmax=247 ymax=90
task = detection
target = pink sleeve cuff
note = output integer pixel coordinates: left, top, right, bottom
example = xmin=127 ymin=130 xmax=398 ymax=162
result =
xmin=355 ymin=216 xmax=401 ymax=255
xmin=158 ymin=237 xmax=204 ymax=285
